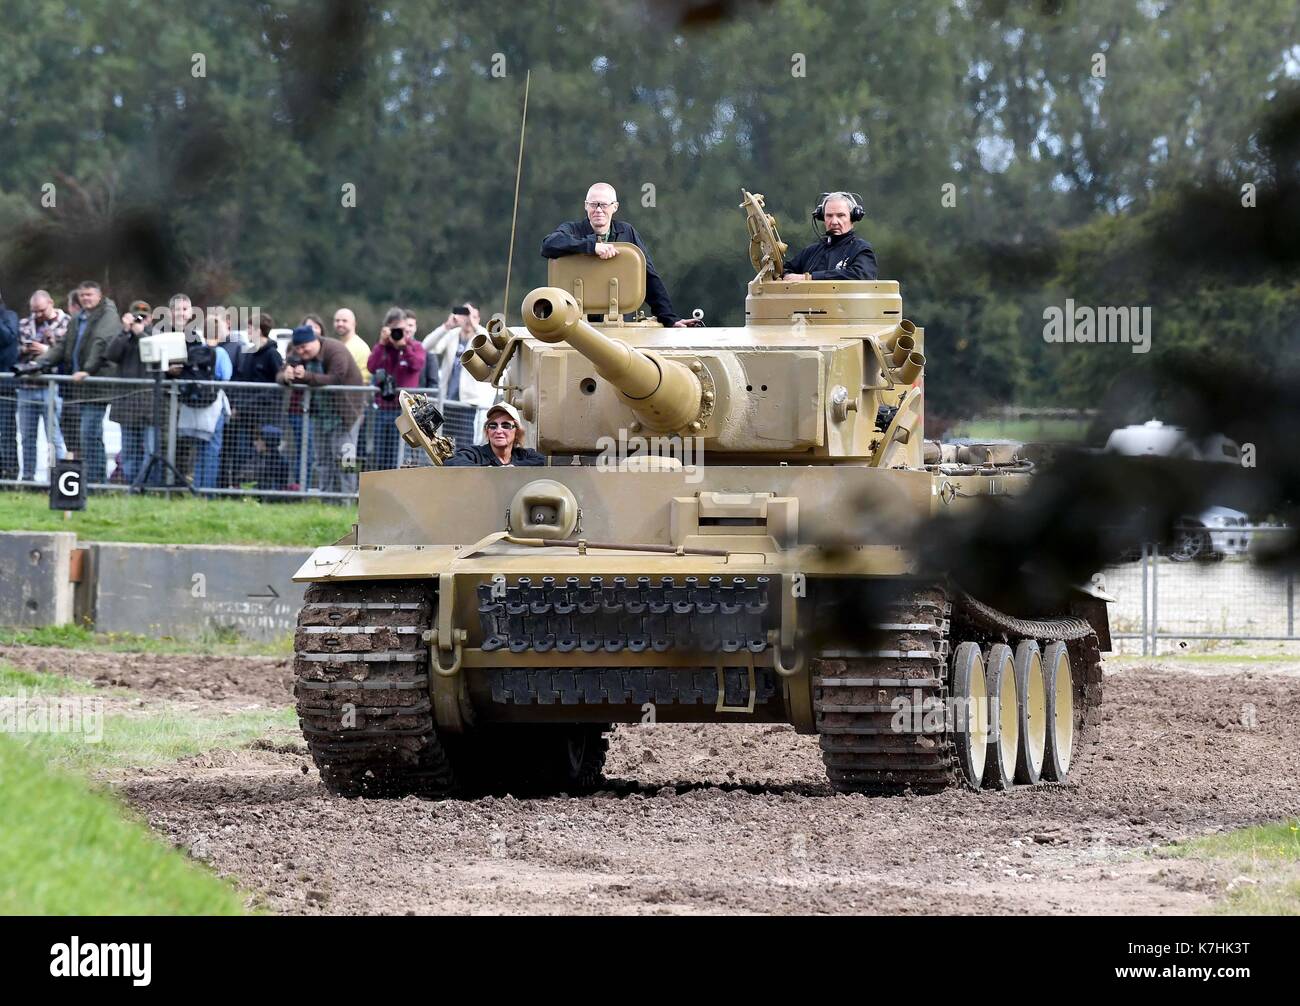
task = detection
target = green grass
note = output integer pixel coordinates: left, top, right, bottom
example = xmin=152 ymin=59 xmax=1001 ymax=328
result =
xmin=3 ymin=701 xmax=297 ymax=779
xmin=1180 ymin=821 xmax=1300 ymax=862
xmin=0 ymin=658 xmax=292 ymax=913
xmin=946 ymin=418 xmax=1090 ymax=443
xmin=0 ymin=488 xmax=354 ymax=546
xmin=0 ymin=662 xmax=99 ymax=694
xmin=1166 ymin=821 xmax=1300 ymax=915
xmin=0 ymin=732 xmax=251 ymax=914
xmin=1 ymin=659 xmax=298 ymax=772
xmin=25 ymin=706 xmax=299 ymax=773
xmin=0 ymin=623 xmax=293 ymax=657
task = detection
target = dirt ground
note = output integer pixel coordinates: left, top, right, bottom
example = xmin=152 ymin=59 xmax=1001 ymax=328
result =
xmin=6 ymin=644 xmax=1299 ymax=915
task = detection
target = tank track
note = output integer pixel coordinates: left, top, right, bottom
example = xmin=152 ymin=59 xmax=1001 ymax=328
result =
xmin=813 ymin=583 xmax=958 ymax=793
xmin=477 ymin=575 xmax=774 ymax=655
xmin=294 ymin=580 xmax=616 ymax=798
xmin=813 ymin=583 xmax=1104 ymax=794
xmin=294 ymin=581 xmax=455 ymax=798
xmin=951 ymin=588 xmax=1104 ymax=746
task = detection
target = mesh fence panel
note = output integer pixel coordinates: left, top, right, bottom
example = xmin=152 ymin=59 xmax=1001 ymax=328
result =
xmin=1103 ymin=527 xmax=1297 ymax=654
xmin=438 ymin=401 xmax=481 ymax=457
xmin=0 ymin=375 xmax=491 ymax=496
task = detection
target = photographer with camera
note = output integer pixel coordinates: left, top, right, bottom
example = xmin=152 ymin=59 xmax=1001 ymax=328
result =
xmin=424 ymin=302 xmax=496 ymax=445
xmin=164 ymin=321 xmax=225 ymax=485
xmin=103 ymin=299 xmax=158 ymax=485
xmin=277 ymin=322 xmax=364 ymax=495
xmin=366 ymin=307 xmax=426 ymax=471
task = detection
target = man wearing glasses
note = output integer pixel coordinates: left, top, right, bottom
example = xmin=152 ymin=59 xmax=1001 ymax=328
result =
xmin=541 ymin=182 xmax=693 ymax=328
xmin=444 ymin=402 xmax=544 ymax=467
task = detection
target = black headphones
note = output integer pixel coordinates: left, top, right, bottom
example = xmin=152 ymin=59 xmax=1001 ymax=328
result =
xmin=812 ymin=191 xmax=865 ymax=223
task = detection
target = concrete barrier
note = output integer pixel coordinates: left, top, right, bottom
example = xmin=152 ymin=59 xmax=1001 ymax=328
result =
xmin=91 ymin=542 xmax=313 ymax=642
xmin=0 ymin=531 xmax=76 ymax=627
xmin=1 ymin=531 xmax=312 ymax=641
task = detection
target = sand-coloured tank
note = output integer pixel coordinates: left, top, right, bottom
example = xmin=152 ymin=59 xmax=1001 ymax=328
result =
xmin=291 ymin=190 xmax=1108 ymax=797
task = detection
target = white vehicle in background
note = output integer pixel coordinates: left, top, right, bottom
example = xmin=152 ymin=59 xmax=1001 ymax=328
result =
xmin=1104 ymin=419 xmax=1240 ymax=464
xmin=1104 ymin=420 xmax=1251 ymax=561
xmin=1164 ymin=505 xmax=1252 ymax=561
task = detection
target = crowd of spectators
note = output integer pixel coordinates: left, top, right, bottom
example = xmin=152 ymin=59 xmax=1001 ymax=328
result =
xmin=0 ymin=283 xmax=495 ymax=496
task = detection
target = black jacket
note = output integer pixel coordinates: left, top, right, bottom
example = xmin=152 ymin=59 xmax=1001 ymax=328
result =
xmin=230 ymin=339 xmax=284 ymax=420
xmin=541 ymin=218 xmax=679 ymax=325
xmin=785 ymin=230 xmax=878 ymax=280
xmin=444 ymin=443 xmax=547 ymax=467
xmin=0 ymin=301 xmax=18 ymax=373
xmin=103 ymin=326 xmax=153 ymax=425
xmin=234 ymin=339 xmax=283 ymax=384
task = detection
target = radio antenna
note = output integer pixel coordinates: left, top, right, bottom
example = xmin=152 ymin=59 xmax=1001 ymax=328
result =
xmin=502 ymin=69 xmax=531 ymax=324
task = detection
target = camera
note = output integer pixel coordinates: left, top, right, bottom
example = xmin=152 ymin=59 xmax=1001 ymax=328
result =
xmin=389 ymin=327 xmax=405 ymax=342
xmin=138 ymin=332 xmax=189 ymax=371
xmin=285 ymin=350 xmax=304 ymax=368
xmin=372 ymin=367 xmax=398 ymax=402
xmin=452 ymin=306 xmax=470 ymax=318
xmin=14 ymin=358 xmax=52 ymax=376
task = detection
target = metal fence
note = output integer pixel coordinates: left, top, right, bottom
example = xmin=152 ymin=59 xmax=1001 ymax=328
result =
xmin=1103 ymin=527 xmax=1298 ymax=654
xmin=0 ymin=374 xmax=487 ymax=500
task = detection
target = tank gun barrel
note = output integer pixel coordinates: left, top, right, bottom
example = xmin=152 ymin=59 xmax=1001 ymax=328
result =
xmin=522 ymin=287 xmax=703 ymax=433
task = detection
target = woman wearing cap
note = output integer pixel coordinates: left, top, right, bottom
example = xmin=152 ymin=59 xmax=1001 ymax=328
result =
xmin=444 ymin=402 xmax=545 ymax=467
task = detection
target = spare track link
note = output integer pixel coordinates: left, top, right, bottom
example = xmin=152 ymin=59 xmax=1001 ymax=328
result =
xmin=951 ymin=589 xmax=1104 ymax=746
xmin=477 ymin=574 xmax=774 ymax=655
xmin=813 ymin=584 xmax=958 ymax=794
xmin=294 ymin=581 xmax=454 ymax=797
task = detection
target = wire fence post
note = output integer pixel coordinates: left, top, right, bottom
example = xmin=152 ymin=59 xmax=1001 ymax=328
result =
xmin=299 ymin=388 xmax=312 ymax=492
xmin=43 ymin=377 xmax=58 ymax=477
xmin=1288 ymin=572 xmax=1295 ymax=639
xmin=1150 ymin=542 xmax=1160 ymax=657
xmin=165 ymin=382 xmax=179 ymax=489
xmin=1140 ymin=542 xmax=1150 ymax=656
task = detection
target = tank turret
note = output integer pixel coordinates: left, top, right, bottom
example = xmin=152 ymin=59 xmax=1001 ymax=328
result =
xmin=500 ymin=257 xmax=924 ymax=461
xmin=521 ymin=287 xmax=706 ymax=434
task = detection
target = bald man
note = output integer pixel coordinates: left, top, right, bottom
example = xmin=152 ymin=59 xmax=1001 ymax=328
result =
xmin=332 ymin=308 xmax=370 ymax=381
xmin=541 ymin=182 xmax=691 ymax=327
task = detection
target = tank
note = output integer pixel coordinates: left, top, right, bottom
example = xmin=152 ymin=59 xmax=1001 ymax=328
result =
xmin=291 ymin=190 xmax=1109 ymax=797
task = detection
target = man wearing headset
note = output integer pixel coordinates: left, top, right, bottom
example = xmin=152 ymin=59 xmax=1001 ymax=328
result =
xmin=782 ymin=192 xmax=878 ymax=281
xmin=541 ymin=182 xmax=695 ymax=327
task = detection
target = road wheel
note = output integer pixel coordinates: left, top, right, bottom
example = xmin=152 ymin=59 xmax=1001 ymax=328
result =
xmin=1041 ymin=641 xmax=1074 ymax=782
xmin=949 ymin=642 xmax=988 ymax=790
xmin=1013 ymin=639 xmax=1046 ymax=785
xmin=981 ymin=643 xmax=1018 ymax=791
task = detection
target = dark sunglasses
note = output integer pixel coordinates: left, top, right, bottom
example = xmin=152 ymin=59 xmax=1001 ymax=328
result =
xmin=485 ymin=421 xmax=516 ymax=431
